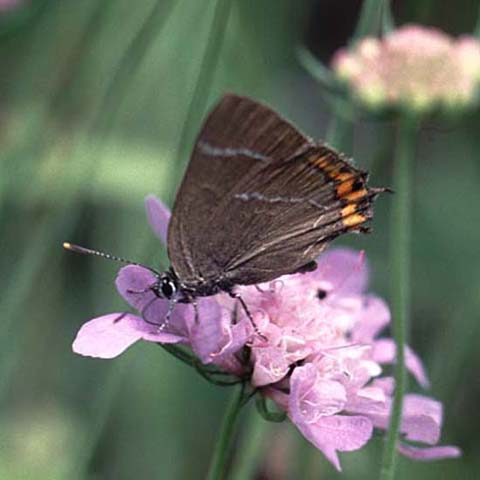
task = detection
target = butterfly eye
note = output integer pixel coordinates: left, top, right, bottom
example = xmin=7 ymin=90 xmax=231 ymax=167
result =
xmin=160 ymin=277 xmax=177 ymax=299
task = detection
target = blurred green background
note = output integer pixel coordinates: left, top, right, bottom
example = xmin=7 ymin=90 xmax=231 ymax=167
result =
xmin=0 ymin=0 xmax=478 ymax=479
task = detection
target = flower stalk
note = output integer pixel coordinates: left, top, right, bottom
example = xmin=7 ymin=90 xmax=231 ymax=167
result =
xmin=206 ymin=384 xmax=246 ymax=480
xmin=352 ymin=0 xmax=386 ymax=41
xmin=230 ymin=410 xmax=270 ymax=480
xmin=381 ymin=112 xmax=419 ymax=479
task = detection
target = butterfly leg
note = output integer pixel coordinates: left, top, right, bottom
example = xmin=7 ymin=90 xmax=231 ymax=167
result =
xmin=112 ymin=312 xmax=128 ymax=323
xmin=228 ymin=291 xmax=267 ymax=341
xmin=127 ymin=285 xmax=156 ymax=295
xmin=140 ymin=297 xmax=163 ymax=327
xmin=125 ymin=285 xmax=159 ymax=324
xmin=160 ymin=298 xmax=178 ymax=332
xmin=138 ymin=296 xmax=177 ymax=331
xmin=192 ymin=300 xmax=200 ymax=325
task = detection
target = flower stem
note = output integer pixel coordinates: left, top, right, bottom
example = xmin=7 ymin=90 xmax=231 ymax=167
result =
xmin=475 ymin=2 xmax=480 ymax=38
xmin=352 ymin=0 xmax=385 ymax=41
xmin=325 ymin=101 xmax=354 ymax=154
xmin=230 ymin=409 xmax=270 ymax=480
xmin=380 ymin=112 xmax=419 ymax=479
xmin=206 ymin=385 xmax=246 ymax=480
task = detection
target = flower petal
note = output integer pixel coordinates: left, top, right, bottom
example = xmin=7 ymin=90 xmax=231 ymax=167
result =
xmin=115 ymin=265 xmax=157 ymax=309
xmin=144 ymin=195 xmax=171 ymax=244
xmin=188 ymin=299 xmax=239 ymax=362
xmin=291 ymin=414 xmax=373 ymax=471
xmin=400 ymin=394 xmax=442 ymax=444
xmin=289 ymin=364 xmax=347 ymax=421
xmin=352 ymin=296 xmax=390 ymax=342
xmin=251 ymin=346 xmax=290 ymax=387
xmin=315 ymin=248 xmax=369 ymax=294
xmin=72 ymin=313 xmax=183 ymax=359
xmin=372 ymin=339 xmax=430 ymax=388
xmin=315 ymin=415 xmax=373 ymax=451
xmin=348 ymin=392 xmax=443 ymax=445
xmin=287 ymin=364 xmax=373 ymax=469
xmin=398 ymin=443 xmax=461 ymax=461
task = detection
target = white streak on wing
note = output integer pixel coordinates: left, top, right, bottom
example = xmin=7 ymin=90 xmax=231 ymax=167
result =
xmin=234 ymin=192 xmax=326 ymax=211
xmin=197 ymin=141 xmax=269 ymax=162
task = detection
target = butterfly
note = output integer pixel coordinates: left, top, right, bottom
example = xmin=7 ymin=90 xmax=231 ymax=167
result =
xmin=65 ymin=94 xmax=386 ymax=332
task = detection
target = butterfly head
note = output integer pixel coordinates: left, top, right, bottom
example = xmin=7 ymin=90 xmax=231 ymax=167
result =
xmin=151 ymin=271 xmax=179 ymax=300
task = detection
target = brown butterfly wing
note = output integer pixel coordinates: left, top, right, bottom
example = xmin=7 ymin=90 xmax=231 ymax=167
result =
xmin=167 ymin=94 xmax=381 ymax=288
xmin=167 ymin=94 xmax=313 ymax=283
xmin=205 ymin=145 xmax=379 ymax=286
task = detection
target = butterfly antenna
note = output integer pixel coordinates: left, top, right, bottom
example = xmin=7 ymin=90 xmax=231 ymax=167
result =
xmin=63 ymin=242 xmax=160 ymax=274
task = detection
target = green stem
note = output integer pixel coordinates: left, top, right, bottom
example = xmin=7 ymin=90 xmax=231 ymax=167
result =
xmin=230 ymin=409 xmax=270 ymax=480
xmin=160 ymin=344 xmax=242 ymax=386
xmin=352 ymin=0 xmax=384 ymax=41
xmin=325 ymin=101 xmax=354 ymax=154
xmin=296 ymin=46 xmax=338 ymax=92
xmin=475 ymin=2 xmax=480 ymax=38
xmin=380 ymin=113 xmax=419 ymax=479
xmin=206 ymin=385 xmax=245 ymax=480
xmin=381 ymin=0 xmax=395 ymax=34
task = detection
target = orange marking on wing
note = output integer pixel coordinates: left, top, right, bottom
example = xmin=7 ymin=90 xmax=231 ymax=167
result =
xmin=336 ymin=179 xmax=354 ymax=196
xmin=310 ymin=155 xmax=330 ymax=169
xmin=343 ymin=188 xmax=368 ymax=201
xmin=341 ymin=204 xmax=356 ymax=217
xmin=322 ymin=163 xmax=337 ymax=174
xmin=341 ymin=204 xmax=366 ymax=227
xmin=336 ymin=172 xmax=354 ymax=182
xmin=343 ymin=213 xmax=366 ymax=227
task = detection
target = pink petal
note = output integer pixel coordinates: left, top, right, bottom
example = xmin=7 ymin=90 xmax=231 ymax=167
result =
xmin=289 ymin=364 xmax=347 ymax=421
xmin=287 ymin=363 xmax=372 ymax=470
xmin=251 ymin=346 xmax=290 ymax=387
xmin=371 ymin=377 xmax=395 ymax=396
xmin=400 ymin=394 xmax=442 ymax=444
xmin=398 ymin=443 xmax=461 ymax=461
xmin=210 ymin=318 xmax=252 ymax=367
xmin=352 ymin=296 xmax=390 ymax=342
xmin=188 ymin=298 xmax=250 ymax=364
xmin=318 ymin=445 xmax=342 ymax=471
xmin=115 ymin=265 xmax=157 ymax=309
xmin=72 ymin=313 xmax=183 ymax=359
xmin=263 ymin=387 xmax=289 ymax=411
xmin=115 ymin=265 xmax=190 ymax=337
xmin=372 ymin=339 xmax=430 ymax=388
xmin=314 ymin=415 xmax=373 ymax=451
xmin=348 ymin=392 xmax=443 ymax=445
xmin=315 ymin=248 xmax=369 ymax=295
xmin=144 ymin=195 xmax=171 ymax=244
xmin=291 ymin=414 xmax=373 ymax=471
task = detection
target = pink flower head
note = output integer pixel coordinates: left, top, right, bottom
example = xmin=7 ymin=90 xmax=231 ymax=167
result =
xmin=72 ymin=195 xmax=460 ymax=471
xmin=0 ymin=0 xmax=22 ymax=12
xmin=332 ymin=24 xmax=480 ymax=112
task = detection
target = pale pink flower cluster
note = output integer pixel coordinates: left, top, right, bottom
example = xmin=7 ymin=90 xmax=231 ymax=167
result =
xmin=0 ymin=0 xmax=22 ymax=12
xmin=332 ymin=24 xmax=480 ymax=112
xmin=72 ymin=196 xmax=460 ymax=471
